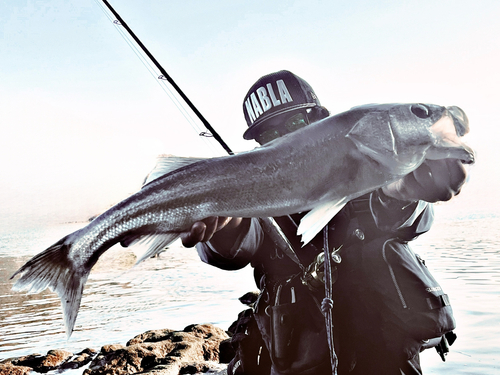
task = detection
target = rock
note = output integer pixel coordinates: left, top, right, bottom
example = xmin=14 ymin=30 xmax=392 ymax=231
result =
xmin=126 ymin=329 xmax=175 ymax=346
xmin=178 ymin=361 xmax=211 ymax=374
xmin=237 ymin=291 xmax=260 ymax=306
xmin=2 ymin=353 xmax=42 ymax=369
xmin=1 ymin=350 xmax=72 ymax=373
xmin=101 ymin=345 xmax=126 ymax=354
xmin=0 ymin=362 xmax=33 ymax=375
xmin=60 ymin=348 xmax=98 ymax=370
xmin=84 ymin=324 xmax=229 ymax=375
xmin=2 ymin=324 xmax=232 ymax=375
xmin=34 ymin=349 xmax=73 ymax=372
xmin=182 ymin=324 xmax=228 ymax=362
xmin=0 ymin=348 xmax=98 ymax=374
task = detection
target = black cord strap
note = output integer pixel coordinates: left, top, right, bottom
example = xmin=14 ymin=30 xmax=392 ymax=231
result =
xmin=322 ymin=226 xmax=338 ymax=374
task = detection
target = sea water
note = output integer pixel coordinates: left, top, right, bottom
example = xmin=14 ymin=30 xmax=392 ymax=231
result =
xmin=1 ymin=213 xmax=499 ymax=374
xmin=410 ymin=212 xmax=500 ymax=374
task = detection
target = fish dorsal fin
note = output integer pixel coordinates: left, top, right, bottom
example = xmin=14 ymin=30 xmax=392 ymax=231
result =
xmin=297 ymin=197 xmax=348 ymax=245
xmin=143 ymin=154 xmax=208 ymax=186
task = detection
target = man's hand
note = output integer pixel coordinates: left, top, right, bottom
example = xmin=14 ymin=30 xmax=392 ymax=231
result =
xmin=382 ymin=159 xmax=468 ymax=203
xmin=180 ymin=217 xmax=243 ymax=248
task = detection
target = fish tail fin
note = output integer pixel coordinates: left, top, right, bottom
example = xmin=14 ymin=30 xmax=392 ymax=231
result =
xmin=11 ymin=235 xmax=89 ymax=338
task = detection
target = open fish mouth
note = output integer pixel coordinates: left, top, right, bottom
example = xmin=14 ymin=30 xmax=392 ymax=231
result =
xmin=427 ymin=106 xmax=475 ymax=165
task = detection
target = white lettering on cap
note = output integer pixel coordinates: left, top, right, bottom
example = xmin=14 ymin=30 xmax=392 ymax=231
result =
xmin=276 ymin=79 xmax=293 ymax=104
xmin=244 ymin=98 xmax=256 ymax=123
xmin=244 ymin=79 xmax=293 ymax=124
xmin=257 ymin=87 xmax=272 ymax=111
xmin=250 ymin=92 xmax=263 ymax=119
xmin=267 ymin=83 xmax=281 ymax=106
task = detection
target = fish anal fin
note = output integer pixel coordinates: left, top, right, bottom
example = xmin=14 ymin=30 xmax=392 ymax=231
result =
xmin=120 ymin=234 xmax=143 ymax=248
xmin=297 ymin=198 xmax=348 ymax=245
xmin=133 ymin=233 xmax=180 ymax=264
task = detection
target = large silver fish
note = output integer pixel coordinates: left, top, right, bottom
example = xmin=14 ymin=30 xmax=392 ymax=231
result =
xmin=11 ymin=103 xmax=474 ymax=337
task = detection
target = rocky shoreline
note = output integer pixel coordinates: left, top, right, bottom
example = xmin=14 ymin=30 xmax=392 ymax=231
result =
xmin=0 ymin=324 xmax=235 ymax=375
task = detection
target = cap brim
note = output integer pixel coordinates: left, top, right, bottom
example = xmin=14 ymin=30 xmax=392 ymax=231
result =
xmin=243 ymin=103 xmax=317 ymax=140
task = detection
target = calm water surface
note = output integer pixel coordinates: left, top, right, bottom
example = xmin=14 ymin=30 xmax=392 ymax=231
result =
xmin=1 ymin=213 xmax=499 ymax=374
xmin=411 ymin=213 xmax=500 ymax=374
xmin=0 ymin=222 xmax=256 ymax=359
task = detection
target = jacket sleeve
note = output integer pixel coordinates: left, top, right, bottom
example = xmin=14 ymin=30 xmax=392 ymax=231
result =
xmin=369 ymin=188 xmax=434 ymax=240
xmin=195 ymin=217 xmax=265 ymax=270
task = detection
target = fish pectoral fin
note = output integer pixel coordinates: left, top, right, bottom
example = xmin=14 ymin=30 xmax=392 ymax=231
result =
xmin=143 ymin=155 xmax=209 ymax=186
xmin=346 ymin=111 xmax=399 ymax=168
xmin=297 ymin=198 xmax=348 ymax=246
xmin=10 ymin=234 xmax=89 ymax=338
xmin=133 ymin=233 xmax=180 ymax=264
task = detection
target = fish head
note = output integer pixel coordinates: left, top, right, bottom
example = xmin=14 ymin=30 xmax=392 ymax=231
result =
xmin=346 ymin=103 xmax=475 ymax=176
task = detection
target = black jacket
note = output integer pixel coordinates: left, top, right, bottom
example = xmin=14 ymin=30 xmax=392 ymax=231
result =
xmin=196 ymin=189 xmax=432 ymax=375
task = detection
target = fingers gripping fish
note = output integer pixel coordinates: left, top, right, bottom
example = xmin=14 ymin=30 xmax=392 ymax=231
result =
xmin=11 ymin=103 xmax=475 ymax=337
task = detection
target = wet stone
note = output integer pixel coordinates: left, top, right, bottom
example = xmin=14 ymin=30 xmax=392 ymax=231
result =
xmin=1 ymin=324 xmax=230 ymax=375
xmin=84 ymin=324 xmax=229 ymax=375
xmin=35 ymin=349 xmax=73 ymax=372
xmin=1 ymin=350 xmax=73 ymax=374
xmin=2 ymin=354 xmax=43 ymax=369
xmin=0 ymin=362 xmax=33 ymax=375
xmin=60 ymin=348 xmax=98 ymax=370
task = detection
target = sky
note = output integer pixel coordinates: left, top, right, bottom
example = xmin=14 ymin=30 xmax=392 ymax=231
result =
xmin=1 ymin=0 xmax=499 ymax=227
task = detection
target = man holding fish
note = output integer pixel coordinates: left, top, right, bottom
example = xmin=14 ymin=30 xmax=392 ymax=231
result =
xmin=181 ymin=71 xmax=469 ymax=375
xmin=12 ymin=70 xmax=474 ymax=374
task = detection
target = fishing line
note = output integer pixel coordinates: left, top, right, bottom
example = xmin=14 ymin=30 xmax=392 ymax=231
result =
xmin=93 ymin=0 xmax=212 ymax=140
xmin=93 ymin=0 xmax=202 ymax=129
xmin=92 ymin=0 xmax=222 ymax=155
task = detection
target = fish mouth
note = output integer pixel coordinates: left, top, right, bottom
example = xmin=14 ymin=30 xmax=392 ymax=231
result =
xmin=447 ymin=106 xmax=469 ymax=137
xmin=427 ymin=106 xmax=475 ymax=165
xmin=446 ymin=106 xmax=475 ymax=164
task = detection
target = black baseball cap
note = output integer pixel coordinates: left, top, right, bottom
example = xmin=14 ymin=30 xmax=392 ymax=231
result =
xmin=242 ymin=70 xmax=321 ymax=140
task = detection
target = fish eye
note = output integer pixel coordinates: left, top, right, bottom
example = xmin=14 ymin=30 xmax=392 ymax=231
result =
xmin=411 ymin=104 xmax=430 ymax=119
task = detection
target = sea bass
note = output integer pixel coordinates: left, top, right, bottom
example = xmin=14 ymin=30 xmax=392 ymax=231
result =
xmin=11 ymin=103 xmax=475 ymax=337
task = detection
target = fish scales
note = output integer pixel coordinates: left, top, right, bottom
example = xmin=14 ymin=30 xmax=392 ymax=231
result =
xmin=11 ymin=103 xmax=475 ymax=337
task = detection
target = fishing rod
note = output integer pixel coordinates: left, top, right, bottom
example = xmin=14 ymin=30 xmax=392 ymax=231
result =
xmin=97 ymin=4 xmax=337 ymax=370
xmin=100 ymin=0 xmax=234 ymax=155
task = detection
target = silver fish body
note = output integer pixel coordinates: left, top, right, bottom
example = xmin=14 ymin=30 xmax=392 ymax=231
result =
xmin=11 ymin=103 xmax=474 ymax=336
